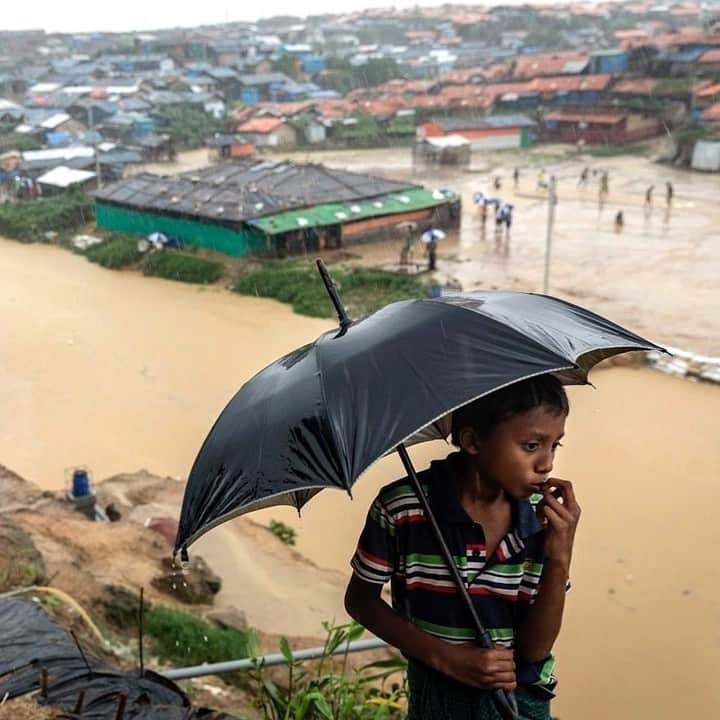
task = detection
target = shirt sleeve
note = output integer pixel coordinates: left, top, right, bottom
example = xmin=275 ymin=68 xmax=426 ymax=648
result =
xmin=350 ymin=494 xmax=397 ymax=585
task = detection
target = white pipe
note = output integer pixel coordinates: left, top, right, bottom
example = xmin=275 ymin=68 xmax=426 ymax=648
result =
xmin=161 ymin=638 xmax=389 ymax=680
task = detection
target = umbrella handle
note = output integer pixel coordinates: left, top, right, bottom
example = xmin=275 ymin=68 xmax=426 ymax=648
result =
xmin=396 ymin=444 xmax=519 ymax=720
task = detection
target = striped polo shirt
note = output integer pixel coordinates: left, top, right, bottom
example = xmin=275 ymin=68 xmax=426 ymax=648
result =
xmin=351 ymin=453 xmax=557 ymax=691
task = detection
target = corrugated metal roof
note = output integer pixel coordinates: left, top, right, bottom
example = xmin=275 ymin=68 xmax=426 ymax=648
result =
xmin=433 ymin=114 xmax=535 ymax=132
xmin=94 ymin=159 xmax=418 ymax=225
xmin=247 ymin=188 xmax=456 ymax=236
xmin=37 ymin=166 xmax=95 ymax=188
xmin=545 ymin=110 xmax=626 ymax=124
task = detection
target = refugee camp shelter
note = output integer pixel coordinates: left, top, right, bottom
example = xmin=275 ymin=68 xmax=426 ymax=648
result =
xmin=94 ymin=159 xmax=460 ymax=256
xmin=419 ymin=115 xmax=535 ymax=150
xmin=37 ymin=166 xmax=96 ymax=194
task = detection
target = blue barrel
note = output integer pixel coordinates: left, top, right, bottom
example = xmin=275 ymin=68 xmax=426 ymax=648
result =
xmin=72 ymin=469 xmax=90 ymax=497
xmin=429 ymin=286 xmax=442 ymax=298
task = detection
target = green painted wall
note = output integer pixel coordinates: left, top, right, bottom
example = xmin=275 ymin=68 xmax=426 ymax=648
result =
xmin=96 ymin=202 xmax=268 ymax=257
xmin=521 ymin=127 xmax=531 ymax=148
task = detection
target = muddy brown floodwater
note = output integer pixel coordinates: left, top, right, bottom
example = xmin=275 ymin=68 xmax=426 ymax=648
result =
xmin=274 ymin=146 xmax=720 ymax=356
xmin=1 ymin=146 xmax=719 ymax=719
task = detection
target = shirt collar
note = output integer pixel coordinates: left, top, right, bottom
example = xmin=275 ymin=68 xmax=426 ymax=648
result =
xmin=427 ymin=452 xmax=543 ymax=539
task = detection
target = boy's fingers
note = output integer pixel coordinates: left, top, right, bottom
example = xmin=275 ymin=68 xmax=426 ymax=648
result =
xmin=543 ymin=493 xmax=573 ymax=521
xmin=548 ymin=478 xmax=580 ymax=512
xmin=492 ymin=645 xmax=514 ymax=657
xmin=488 ymin=672 xmax=517 ymax=685
xmin=543 ymin=504 xmax=565 ymax=528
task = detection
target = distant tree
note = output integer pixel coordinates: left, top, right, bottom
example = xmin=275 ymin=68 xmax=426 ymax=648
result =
xmin=319 ymin=56 xmax=403 ymax=92
xmin=155 ymin=104 xmax=225 ymax=151
xmin=0 ymin=132 xmax=42 ymax=153
xmin=272 ymin=53 xmax=300 ymax=80
xmin=356 ymin=58 xmax=403 ymax=87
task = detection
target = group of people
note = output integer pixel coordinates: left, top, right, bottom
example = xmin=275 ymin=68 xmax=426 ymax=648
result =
xmin=644 ymin=182 xmax=674 ymax=210
xmin=574 ymin=166 xmax=677 ymax=232
xmin=474 ymin=191 xmax=514 ymax=241
xmin=614 ymin=180 xmax=675 ymax=233
xmin=0 ymin=174 xmax=41 ymax=201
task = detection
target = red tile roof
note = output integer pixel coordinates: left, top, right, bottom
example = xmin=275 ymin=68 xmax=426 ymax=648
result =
xmin=696 ymin=82 xmax=720 ymax=98
xmin=700 ymin=49 xmax=720 ymax=64
xmin=438 ymin=67 xmax=488 ymax=85
xmin=701 ymin=103 xmax=720 ymax=122
xmin=614 ymin=29 xmax=651 ymax=40
xmin=513 ymin=51 xmax=590 ymax=79
xmin=612 ymin=78 xmax=658 ymax=95
xmin=545 ymin=110 xmax=626 ymax=125
xmin=531 ymin=74 xmax=611 ymax=93
xmin=654 ymin=29 xmax=720 ymax=47
xmin=236 ymin=117 xmax=286 ymax=134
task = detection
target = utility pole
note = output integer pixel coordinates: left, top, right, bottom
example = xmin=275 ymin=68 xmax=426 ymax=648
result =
xmin=542 ymin=175 xmax=557 ymax=295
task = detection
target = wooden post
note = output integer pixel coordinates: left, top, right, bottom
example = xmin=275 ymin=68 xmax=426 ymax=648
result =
xmin=114 ymin=693 xmax=128 ymax=720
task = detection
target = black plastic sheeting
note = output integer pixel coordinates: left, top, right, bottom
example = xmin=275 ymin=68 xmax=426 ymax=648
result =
xmin=0 ymin=597 xmax=104 ymax=698
xmin=0 ymin=598 xmax=229 ymax=719
xmin=176 ymin=290 xmax=664 ymax=552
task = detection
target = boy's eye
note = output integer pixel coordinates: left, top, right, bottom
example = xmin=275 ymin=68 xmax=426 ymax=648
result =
xmin=524 ymin=442 xmax=540 ymax=451
xmin=552 ymin=442 xmax=564 ymax=451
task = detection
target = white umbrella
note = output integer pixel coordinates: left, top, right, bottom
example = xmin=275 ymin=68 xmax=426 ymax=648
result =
xmin=421 ymin=228 xmax=445 ymax=243
xmin=148 ymin=232 xmax=168 ymax=248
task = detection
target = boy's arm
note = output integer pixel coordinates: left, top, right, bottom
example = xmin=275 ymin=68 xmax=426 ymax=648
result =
xmin=515 ymin=479 xmax=581 ymax=663
xmin=345 ymin=574 xmax=517 ymax=690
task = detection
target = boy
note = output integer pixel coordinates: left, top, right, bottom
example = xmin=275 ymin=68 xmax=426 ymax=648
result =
xmin=345 ymin=375 xmax=581 ymax=719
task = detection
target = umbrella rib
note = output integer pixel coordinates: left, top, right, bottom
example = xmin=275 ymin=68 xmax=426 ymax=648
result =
xmin=178 ymin=484 xmax=333 ymax=552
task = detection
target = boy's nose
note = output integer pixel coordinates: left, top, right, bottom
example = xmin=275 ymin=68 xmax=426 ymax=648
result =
xmin=535 ymin=458 xmax=553 ymax=476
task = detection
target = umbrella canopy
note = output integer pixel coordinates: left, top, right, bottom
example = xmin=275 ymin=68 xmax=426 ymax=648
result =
xmin=421 ymin=228 xmax=446 ymax=243
xmin=175 ymin=290 xmax=662 ymax=552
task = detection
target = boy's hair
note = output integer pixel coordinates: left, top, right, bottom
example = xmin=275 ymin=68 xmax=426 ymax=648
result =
xmin=450 ymin=374 xmax=569 ymax=446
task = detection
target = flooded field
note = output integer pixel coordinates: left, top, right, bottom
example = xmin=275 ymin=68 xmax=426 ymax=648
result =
xmin=275 ymin=146 xmax=720 ymax=356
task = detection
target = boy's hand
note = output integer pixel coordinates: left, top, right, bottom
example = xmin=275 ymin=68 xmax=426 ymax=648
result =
xmin=537 ymin=478 xmax=581 ymax=570
xmin=437 ymin=643 xmax=516 ymax=690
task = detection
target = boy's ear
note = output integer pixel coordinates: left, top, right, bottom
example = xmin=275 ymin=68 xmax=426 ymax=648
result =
xmin=458 ymin=427 xmax=482 ymax=455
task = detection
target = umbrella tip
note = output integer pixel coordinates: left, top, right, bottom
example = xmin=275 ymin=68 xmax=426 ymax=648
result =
xmin=316 ymin=258 xmax=352 ymax=335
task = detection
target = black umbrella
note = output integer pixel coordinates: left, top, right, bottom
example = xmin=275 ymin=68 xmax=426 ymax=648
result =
xmin=175 ymin=261 xmax=663 ymax=719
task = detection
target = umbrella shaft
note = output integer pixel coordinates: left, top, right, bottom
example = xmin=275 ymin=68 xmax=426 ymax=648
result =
xmin=396 ymin=443 xmax=519 ymax=720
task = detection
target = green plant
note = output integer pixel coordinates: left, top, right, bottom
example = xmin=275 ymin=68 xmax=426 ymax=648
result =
xmin=234 ymin=261 xmax=427 ymax=319
xmin=247 ymin=621 xmax=407 ymax=720
xmin=155 ymin=104 xmax=225 ymax=151
xmin=0 ymin=132 xmax=42 ymax=153
xmin=0 ymin=191 xmax=94 ymax=241
xmin=102 ymin=588 xmax=252 ymax=669
xmin=84 ymin=234 xmax=141 ymax=269
xmin=144 ymin=605 xmax=251 ymax=667
xmin=143 ymin=251 xmax=225 ymax=284
xmin=269 ymin=520 xmax=297 ymax=546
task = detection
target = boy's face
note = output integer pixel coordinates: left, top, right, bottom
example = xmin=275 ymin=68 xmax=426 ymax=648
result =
xmin=464 ymin=405 xmax=567 ymax=500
